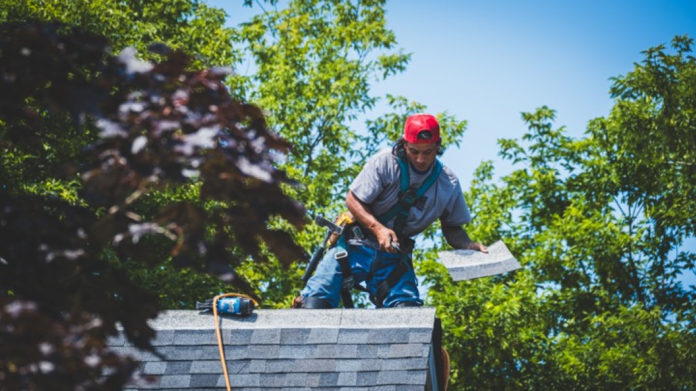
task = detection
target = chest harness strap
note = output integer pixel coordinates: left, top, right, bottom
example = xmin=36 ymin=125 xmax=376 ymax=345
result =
xmin=336 ymin=156 xmax=443 ymax=308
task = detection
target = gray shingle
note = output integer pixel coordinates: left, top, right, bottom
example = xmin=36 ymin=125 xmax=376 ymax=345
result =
xmin=190 ymin=374 xmax=220 ymax=388
xmin=159 ymin=375 xmax=191 ymax=388
xmin=152 ymin=330 xmax=175 ymax=346
xmin=190 ymin=360 xmax=223 ymax=374
xmin=337 ymin=329 xmax=369 ymax=344
xmin=366 ymin=329 xmax=410 ymax=344
xmin=407 ymin=371 xmax=427 ymax=385
xmin=407 ymin=328 xmax=432 ymax=344
xmin=357 ymin=345 xmax=378 ymax=359
xmin=242 ymin=309 xmax=341 ymax=328
xmin=338 ymin=344 xmax=360 ymax=359
xmin=339 ymin=388 xmax=369 ymax=391
xmin=337 ymin=372 xmax=358 ymax=386
xmin=142 ymin=362 xmax=167 ymax=375
xmin=265 ymin=359 xmax=295 ymax=373
xmin=283 ymin=373 xmax=308 ymax=387
xmin=307 ymin=327 xmax=339 ymax=344
xmin=315 ymin=344 xmax=358 ymax=359
xmin=224 ymin=329 xmax=253 ymax=345
xmin=226 ymin=373 xmax=261 ymax=387
xmin=294 ymin=359 xmax=337 ymax=373
xmin=225 ymin=345 xmax=249 ymax=359
xmin=358 ymin=359 xmax=381 ymax=372
xmin=318 ymin=372 xmax=340 ymax=387
xmin=396 ymin=386 xmax=425 ymax=391
xmin=376 ymin=371 xmax=427 ymax=385
xmin=381 ymin=358 xmax=428 ymax=371
xmin=335 ymin=359 xmax=361 ymax=372
xmin=247 ymin=345 xmax=279 ymax=359
xmin=383 ymin=344 xmax=425 ymax=358
xmin=279 ymin=344 xmax=314 ymax=359
xmin=280 ymin=328 xmax=311 ymax=345
xmin=313 ymin=344 xmax=337 ymax=359
xmin=339 ymin=308 xmax=435 ymax=328
xmin=260 ymin=373 xmax=286 ymax=387
xmin=356 ymin=371 xmax=379 ymax=386
xmin=160 ymin=346 xmax=218 ymax=361
xmin=165 ymin=361 xmax=192 ymax=375
xmin=306 ymin=373 xmax=322 ymax=387
xmin=228 ymin=360 xmax=250 ymax=375
xmin=174 ymin=330 xmax=215 ymax=345
xmin=368 ymin=386 xmax=396 ymax=391
xmin=251 ymin=329 xmax=281 ymax=345
xmin=247 ymin=359 xmax=267 ymax=373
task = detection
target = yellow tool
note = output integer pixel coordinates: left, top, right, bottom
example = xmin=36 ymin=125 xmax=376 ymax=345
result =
xmin=327 ymin=211 xmax=354 ymax=246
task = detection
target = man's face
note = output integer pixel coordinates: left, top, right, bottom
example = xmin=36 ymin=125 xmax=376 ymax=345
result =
xmin=404 ymin=141 xmax=439 ymax=172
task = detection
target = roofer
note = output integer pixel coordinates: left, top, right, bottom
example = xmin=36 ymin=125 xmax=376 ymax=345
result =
xmin=300 ymin=113 xmax=488 ymax=309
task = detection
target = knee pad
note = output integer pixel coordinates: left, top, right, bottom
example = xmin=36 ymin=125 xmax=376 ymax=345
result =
xmin=302 ymin=296 xmax=334 ymax=309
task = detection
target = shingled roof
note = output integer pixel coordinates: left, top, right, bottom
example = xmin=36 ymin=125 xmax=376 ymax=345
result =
xmin=111 ymin=308 xmax=444 ymax=391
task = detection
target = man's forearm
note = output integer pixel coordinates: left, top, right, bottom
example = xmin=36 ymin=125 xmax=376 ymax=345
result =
xmin=347 ymin=191 xmax=400 ymax=253
xmin=346 ymin=191 xmax=384 ymax=235
xmin=442 ymin=224 xmax=489 ymax=253
xmin=442 ymin=224 xmax=473 ymax=249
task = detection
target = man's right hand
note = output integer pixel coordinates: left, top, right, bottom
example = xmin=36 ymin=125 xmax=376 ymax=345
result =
xmin=375 ymin=227 xmax=399 ymax=254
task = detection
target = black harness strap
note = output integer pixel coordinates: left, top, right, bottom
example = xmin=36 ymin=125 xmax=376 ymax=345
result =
xmin=374 ymin=254 xmax=414 ymax=307
xmin=370 ymin=154 xmax=442 ymax=307
xmin=337 ymin=151 xmax=443 ymax=308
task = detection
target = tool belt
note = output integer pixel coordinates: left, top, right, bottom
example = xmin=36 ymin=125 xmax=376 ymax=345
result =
xmin=332 ymin=220 xmax=415 ymax=308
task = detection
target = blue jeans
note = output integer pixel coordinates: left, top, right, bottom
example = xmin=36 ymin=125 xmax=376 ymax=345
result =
xmin=301 ymin=242 xmax=423 ymax=308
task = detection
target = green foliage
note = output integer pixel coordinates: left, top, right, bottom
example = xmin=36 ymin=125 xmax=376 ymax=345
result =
xmin=237 ymin=0 xmax=410 ymax=210
xmin=227 ymin=0 xmax=469 ymax=307
xmin=425 ymin=36 xmax=696 ymax=390
xmin=0 ymin=0 xmax=235 ymax=66
xmin=0 ymin=23 xmax=305 ymax=389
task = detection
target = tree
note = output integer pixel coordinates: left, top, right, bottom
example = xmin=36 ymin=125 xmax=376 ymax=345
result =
xmin=0 ymin=0 xmax=264 ymax=309
xmin=0 ymin=23 xmax=305 ymax=389
xmin=422 ymin=36 xmax=696 ymax=389
xmin=228 ymin=0 xmax=468 ymax=307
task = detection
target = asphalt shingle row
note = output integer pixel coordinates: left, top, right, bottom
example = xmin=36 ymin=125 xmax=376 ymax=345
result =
xmin=141 ymin=357 xmax=428 ymax=376
xmin=128 ymin=370 xmax=427 ymax=389
xmin=110 ymin=328 xmax=432 ymax=347
xmin=113 ymin=343 xmax=428 ymax=362
xmin=126 ymin=386 xmax=425 ymax=391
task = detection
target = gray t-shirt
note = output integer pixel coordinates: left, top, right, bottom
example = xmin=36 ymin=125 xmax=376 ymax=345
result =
xmin=349 ymin=147 xmax=471 ymax=239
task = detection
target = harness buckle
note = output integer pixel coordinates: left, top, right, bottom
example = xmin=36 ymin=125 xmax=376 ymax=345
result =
xmin=351 ymin=226 xmax=365 ymax=239
xmin=399 ymin=189 xmax=418 ymax=207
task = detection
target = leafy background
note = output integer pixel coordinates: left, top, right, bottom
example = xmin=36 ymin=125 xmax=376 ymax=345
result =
xmin=1 ymin=0 xmax=695 ymax=389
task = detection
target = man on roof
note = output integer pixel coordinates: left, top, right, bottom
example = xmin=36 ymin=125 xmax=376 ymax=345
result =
xmin=300 ymin=113 xmax=488 ymax=309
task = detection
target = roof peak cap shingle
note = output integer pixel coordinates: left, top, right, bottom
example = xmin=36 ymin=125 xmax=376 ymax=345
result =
xmin=150 ymin=307 xmax=437 ymax=330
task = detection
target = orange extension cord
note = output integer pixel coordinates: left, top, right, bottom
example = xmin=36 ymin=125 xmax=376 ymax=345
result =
xmin=212 ymin=293 xmax=259 ymax=391
xmin=442 ymin=347 xmax=451 ymax=391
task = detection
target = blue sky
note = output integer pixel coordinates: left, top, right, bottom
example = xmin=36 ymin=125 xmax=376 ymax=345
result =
xmin=210 ymin=0 xmax=696 ymax=283
xmin=373 ymin=0 xmax=696 ymax=183
xmin=214 ymin=0 xmax=695 ymax=185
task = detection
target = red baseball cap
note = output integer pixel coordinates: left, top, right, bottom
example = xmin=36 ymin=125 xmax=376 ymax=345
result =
xmin=403 ymin=113 xmax=441 ymax=144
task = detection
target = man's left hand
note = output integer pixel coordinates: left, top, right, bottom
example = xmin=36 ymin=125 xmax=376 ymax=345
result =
xmin=465 ymin=242 xmax=488 ymax=253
